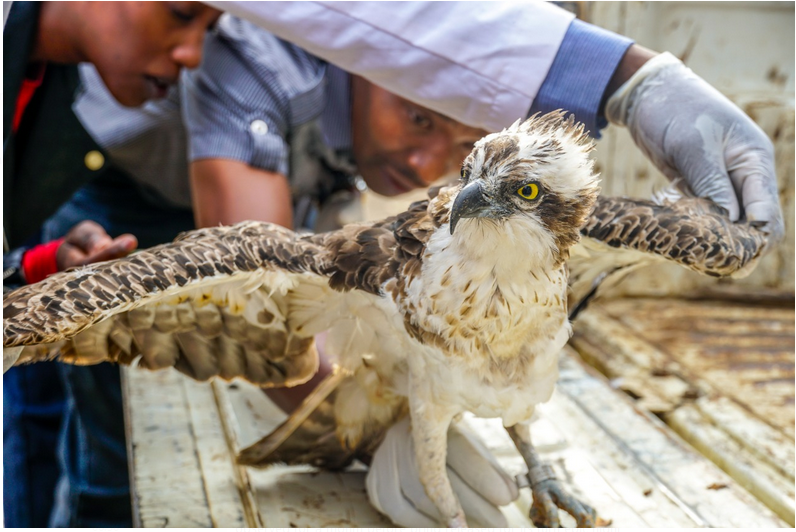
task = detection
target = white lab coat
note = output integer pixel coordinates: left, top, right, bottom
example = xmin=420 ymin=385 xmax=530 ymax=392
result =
xmin=205 ymin=1 xmax=574 ymax=132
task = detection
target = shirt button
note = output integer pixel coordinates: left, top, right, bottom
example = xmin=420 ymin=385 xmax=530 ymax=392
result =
xmin=84 ymin=150 xmax=105 ymax=171
xmin=250 ymin=119 xmax=269 ymax=135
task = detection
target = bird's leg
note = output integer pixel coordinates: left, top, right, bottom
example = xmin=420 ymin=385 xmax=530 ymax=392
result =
xmin=408 ymin=379 xmax=466 ymax=527
xmin=506 ymin=422 xmax=596 ymax=528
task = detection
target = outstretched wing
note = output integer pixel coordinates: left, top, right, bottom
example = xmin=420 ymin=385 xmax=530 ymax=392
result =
xmin=3 ymin=188 xmax=447 ymax=391
xmin=4 ymin=222 xmax=332 ymax=385
xmin=568 ymin=194 xmax=769 ymax=317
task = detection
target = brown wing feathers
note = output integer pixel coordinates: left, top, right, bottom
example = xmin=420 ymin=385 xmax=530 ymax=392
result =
xmin=4 ymin=222 xmax=327 ymax=347
xmin=582 ymin=196 xmax=768 ymax=278
xmin=312 ymin=194 xmax=442 ymax=296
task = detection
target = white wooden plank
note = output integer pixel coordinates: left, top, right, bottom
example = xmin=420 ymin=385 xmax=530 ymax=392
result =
xmin=667 ymin=403 xmax=795 ymax=525
xmin=695 ymin=396 xmax=795 ymax=482
xmin=181 ymin=379 xmax=249 ymax=527
xmin=124 ymin=367 xmax=213 ymax=528
xmin=556 ymin=351 xmax=787 ymax=528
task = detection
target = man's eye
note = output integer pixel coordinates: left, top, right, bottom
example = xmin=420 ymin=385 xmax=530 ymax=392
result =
xmin=408 ymin=108 xmax=431 ymax=129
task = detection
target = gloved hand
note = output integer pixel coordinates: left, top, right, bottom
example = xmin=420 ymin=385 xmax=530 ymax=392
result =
xmin=606 ymin=52 xmax=784 ymax=243
xmin=366 ymin=417 xmax=519 ymax=527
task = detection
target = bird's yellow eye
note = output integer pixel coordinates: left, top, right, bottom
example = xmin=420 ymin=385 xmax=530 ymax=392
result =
xmin=517 ymin=183 xmax=539 ymax=200
xmin=461 ymin=168 xmax=468 ymax=180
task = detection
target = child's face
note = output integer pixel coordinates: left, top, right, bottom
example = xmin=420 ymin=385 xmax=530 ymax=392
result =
xmin=81 ymin=2 xmax=221 ymax=107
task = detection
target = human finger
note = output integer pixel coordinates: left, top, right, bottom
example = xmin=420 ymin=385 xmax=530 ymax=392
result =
xmin=81 ymin=234 xmax=138 ymax=265
xmin=65 ymin=220 xmax=113 ymax=253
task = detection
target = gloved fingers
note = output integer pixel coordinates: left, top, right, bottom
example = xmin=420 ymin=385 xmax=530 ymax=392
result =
xmin=366 ymin=420 xmax=441 ymax=528
xmin=684 ymin=166 xmax=741 ymax=222
xmin=368 ymin=476 xmax=440 ymax=528
xmin=608 ymin=51 xmax=782 ymax=237
xmin=394 ymin=426 xmax=450 ymax=523
xmin=447 ymin=466 xmax=510 ymax=528
xmin=445 ymin=422 xmax=519 ymax=506
xmin=397 ymin=448 xmax=510 ymax=528
xmin=739 ymin=173 xmax=785 ymax=242
xmin=368 ymin=417 xmax=518 ymax=527
xmin=662 ymin=112 xmax=742 ymax=221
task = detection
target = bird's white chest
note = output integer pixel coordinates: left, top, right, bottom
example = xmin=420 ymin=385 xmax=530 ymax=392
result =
xmin=395 ymin=224 xmax=571 ymax=424
xmin=404 ymin=226 xmax=569 ymax=355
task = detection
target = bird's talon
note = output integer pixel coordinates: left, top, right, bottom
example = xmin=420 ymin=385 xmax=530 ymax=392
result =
xmin=530 ymin=478 xmax=596 ymax=528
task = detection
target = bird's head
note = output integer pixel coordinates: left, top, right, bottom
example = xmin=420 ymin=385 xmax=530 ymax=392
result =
xmin=449 ymin=111 xmax=600 ymax=258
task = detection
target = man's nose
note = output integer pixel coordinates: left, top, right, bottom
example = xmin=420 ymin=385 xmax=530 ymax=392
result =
xmin=407 ymin=147 xmax=449 ymax=186
xmin=171 ymin=32 xmax=205 ymax=69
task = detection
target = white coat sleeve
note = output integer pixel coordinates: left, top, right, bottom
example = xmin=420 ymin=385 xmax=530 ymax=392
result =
xmin=203 ymin=1 xmax=574 ymax=132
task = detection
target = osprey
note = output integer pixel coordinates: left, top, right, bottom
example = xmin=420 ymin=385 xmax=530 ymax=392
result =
xmin=3 ymin=112 xmax=768 ymax=527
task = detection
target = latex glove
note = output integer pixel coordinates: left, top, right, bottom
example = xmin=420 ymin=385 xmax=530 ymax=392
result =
xmin=366 ymin=417 xmax=519 ymax=527
xmin=606 ymin=52 xmax=784 ymax=243
xmin=56 ymin=220 xmax=138 ymax=271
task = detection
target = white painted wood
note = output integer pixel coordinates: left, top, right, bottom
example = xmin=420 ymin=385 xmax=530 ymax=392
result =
xmin=570 ymin=298 xmax=794 ymax=525
xmin=126 ymin=347 xmax=787 ymax=527
xmin=695 ymin=396 xmax=794 ymax=483
xmin=556 ymin=350 xmax=787 ymax=528
xmin=667 ymin=403 xmax=795 ymax=525
xmin=181 ymin=379 xmax=248 ymax=527
xmin=124 ymin=367 xmax=214 ymax=528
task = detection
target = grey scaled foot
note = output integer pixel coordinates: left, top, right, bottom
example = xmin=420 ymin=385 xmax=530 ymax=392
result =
xmin=526 ymin=464 xmax=596 ymax=528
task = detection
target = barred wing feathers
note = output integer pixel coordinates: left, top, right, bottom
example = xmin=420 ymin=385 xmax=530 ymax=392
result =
xmin=5 ymin=221 xmax=370 ymax=384
xmin=569 ymin=195 xmax=769 ymax=312
xmin=3 ymin=195 xmax=441 ymax=388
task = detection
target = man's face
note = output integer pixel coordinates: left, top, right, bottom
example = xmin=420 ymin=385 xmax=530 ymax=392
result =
xmin=81 ymin=2 xmax=221 ymax=106
xmin=350 ymin=76 xmax=488 ymax=197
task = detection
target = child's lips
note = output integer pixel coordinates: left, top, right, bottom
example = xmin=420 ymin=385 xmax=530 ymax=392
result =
xmin=144 ymin=75 xmax=175 ymax=98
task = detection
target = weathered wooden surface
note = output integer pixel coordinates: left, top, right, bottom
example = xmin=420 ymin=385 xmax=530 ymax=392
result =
xmin=570 ymin=297 xmax=795 ymax=524
xmin=124 ymin=369 xmax=214 ymax=527
xmin=125 ymin=327 xmax=788 ymax=527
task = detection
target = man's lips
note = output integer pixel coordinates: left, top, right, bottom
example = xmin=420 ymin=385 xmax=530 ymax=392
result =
xmin=382 ymin=165 xmax=423 ymax=194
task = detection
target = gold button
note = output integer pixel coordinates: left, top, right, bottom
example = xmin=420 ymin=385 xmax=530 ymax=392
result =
xmin=84 ymin=150 xmax=104 ymax=171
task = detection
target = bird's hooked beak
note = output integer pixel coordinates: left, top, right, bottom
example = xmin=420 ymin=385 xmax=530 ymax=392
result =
xmin=450 ymin=181 xmax=495 ymax=235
